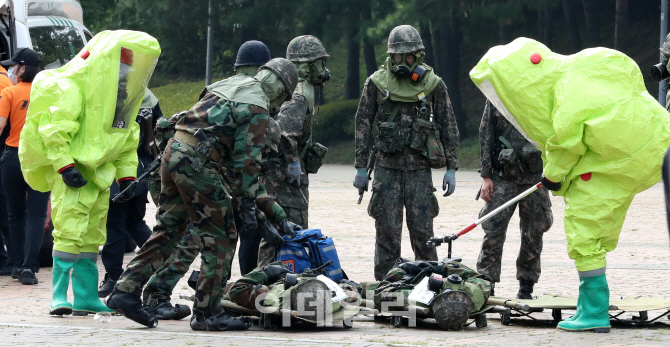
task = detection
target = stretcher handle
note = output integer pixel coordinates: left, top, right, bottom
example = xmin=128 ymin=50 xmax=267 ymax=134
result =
xmin=428 ymin=182 xmax=543 ymax=247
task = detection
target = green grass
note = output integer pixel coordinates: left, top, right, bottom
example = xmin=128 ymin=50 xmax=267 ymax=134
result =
xmin=151 ymin=79 xmax=206 ymax=117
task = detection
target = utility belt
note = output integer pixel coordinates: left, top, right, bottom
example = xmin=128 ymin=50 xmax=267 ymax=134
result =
xmin=174 ymin=130 xmax=223 ymax=172
xmin=375 ymin=101 xmax=446 ymax=169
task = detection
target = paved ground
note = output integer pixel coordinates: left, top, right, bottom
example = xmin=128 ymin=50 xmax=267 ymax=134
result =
xmin=1 ymin=164 xmax=669 ymax=346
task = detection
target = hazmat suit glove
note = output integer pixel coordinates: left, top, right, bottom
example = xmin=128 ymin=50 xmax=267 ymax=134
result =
xmin=442 ymin=169 xmax=456 ymax=197
xmin=114 ymin=179 xmax=136 ymax=203
xmin=258 ymin=222 xmax=285 ymax=248
xmin=60 ymin=166 xmax=87 ymax=188
xmin=541 ymin=174 xmax=561 ymax=191
xmin=279 ymin=218 xmax=302 ymax=239
xmin=263 ymin=264 xmax=291 ymax=283
xmin=238 ymin=198 xmax=258 ymax=238
xmin=287 ymin=160 xmax=301 ymax=186
xmin=353 ymin=168 xmax=368 ymax=190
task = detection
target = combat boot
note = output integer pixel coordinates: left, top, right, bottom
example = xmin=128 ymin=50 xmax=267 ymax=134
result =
xmin=98 ymin=273 xmax=116 ymax=298
xmin=106 ymin=289 xmax=158 ymax=328
xmin=190 ymin=308 xmax=253 ymax=331
xmin=144 ymin=300 xmax=192 ymax=320
xmin=517 ymin=280 xmax=534 ymax=299
xmin=557 ymin=274 xmax=610 ymax=333
xmin=50 ymin=256 xmax=75 ymax=315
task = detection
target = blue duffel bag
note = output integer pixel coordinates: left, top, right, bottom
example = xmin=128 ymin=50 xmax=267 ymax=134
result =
xmin=276 ymin=229 xmax=343 ymax=282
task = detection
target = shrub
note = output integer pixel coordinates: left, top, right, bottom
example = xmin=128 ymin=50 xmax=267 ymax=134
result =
xmin=312 ymin=99 xmax=359 ymax=146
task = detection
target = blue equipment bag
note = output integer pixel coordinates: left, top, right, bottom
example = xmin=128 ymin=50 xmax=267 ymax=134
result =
xmin=276 ymin=229 xmax=343 ymax=282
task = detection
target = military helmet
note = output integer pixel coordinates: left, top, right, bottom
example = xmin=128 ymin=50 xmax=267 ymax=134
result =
xmin=430 ymin=290 xmax=474 ymax=331
xmin=387 ymin=25 xmax=425 ymax=54
xmin=235 ymin=40 xmax=271 ymax=68
xmin=260 ymin=58 xmax=299 ymax=101
xmin=286 ymin=35 xmax=330 ymax=63
xmin=290 ymin=279 xmax=333 ymax=319
xmin=661 ymin=33 xmax=670 ymax=57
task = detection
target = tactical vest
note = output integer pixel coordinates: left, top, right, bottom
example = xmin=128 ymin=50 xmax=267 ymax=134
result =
xmin=375 ymin=96 xmax=446 ymax=169
xmin=493 ymin=114 xmax=543 ymax=179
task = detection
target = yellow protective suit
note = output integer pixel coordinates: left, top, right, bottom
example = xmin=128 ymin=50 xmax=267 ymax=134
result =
xmin=470 ymin=38 xmax=670 ymax=271
xmin=19 ymin=30 xmax=161 ymax=255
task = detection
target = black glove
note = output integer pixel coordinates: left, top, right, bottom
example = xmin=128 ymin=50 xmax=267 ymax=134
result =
xmin=114 ymin=180 xmax=135 ymax=203
xmin=263 ymin=264 xmax=291 ymax=282
xmin=541 ymin=174 xmax=561 ymax=191
xmin=238 ymin=198 xmax=257 ymax=238
xmin=60 ymin=166 xmax=87 ymax=188
xmin=279 ymin=219 xmax=302 ymax=238
xmin=188 ymin=270 xmax=200 ymax=290
xmin=258 ymin=222 xmax=285 ymax=248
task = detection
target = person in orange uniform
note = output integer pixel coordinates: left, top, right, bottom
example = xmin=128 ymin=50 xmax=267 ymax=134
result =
xmin=0 ymin=60 xmax=16 ymax=276
xmin=0 ymin=48 xmax=48 ymax=284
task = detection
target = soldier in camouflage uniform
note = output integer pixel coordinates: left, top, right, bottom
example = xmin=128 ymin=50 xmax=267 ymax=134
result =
xmin=106 ymin=58 xmax=298 ymax=331
xmin=257 ymin=35 xmax=331 ymax=267
xmin=358 ymin=259 xmax=491 ymax=330
xmin=224 ymin=262 xmax=358 ymax=311
xmin=476 ymin=100 xmax=553 ymax=299
xmin=353 ymin=25 xmax=460 ymax=280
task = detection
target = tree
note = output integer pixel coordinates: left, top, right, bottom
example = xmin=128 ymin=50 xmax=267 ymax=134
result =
xmin=345 ymin=4 xmax=361 ymax=99
xmin=561 ymin=0 xmax=582 ymax=51
xmin=361 ymin=0 xmax=379 ymax=76
xmin=582 ymin=0 xmax=600 ymax=46
xmin=537 ymin=0 xmax=553 ymax=46
xmin=614 ymin=0 xmax=629 ymax=50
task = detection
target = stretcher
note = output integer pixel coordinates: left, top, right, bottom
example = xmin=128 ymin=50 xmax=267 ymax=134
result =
xmin=181 ymin=294 xmax=373 ymax=329
xmin=488 ymin=294 xmax=670 ymax=326
xmin=360 ymin=298 xmax=511 ymax=329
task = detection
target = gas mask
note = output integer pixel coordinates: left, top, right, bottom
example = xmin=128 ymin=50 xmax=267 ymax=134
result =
xmin=652 ymin=56 xmax=670 ymax=82
xmin=112 ymin=47 xmax=158 ymax=129
xmin=390 ymin=51 xmax=427 ymax=83
xmin=257 ymin=69 xmax=287 ymax=114
xmin=308 ymin=58 xmax=330 ymax=85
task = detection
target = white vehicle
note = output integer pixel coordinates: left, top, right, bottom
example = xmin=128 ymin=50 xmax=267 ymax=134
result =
xmin=0 ymin=0 xmax=91 ymax=69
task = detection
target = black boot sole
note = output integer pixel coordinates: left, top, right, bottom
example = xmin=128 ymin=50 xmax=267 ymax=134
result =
xmin=50 ymin=307 xmax=73 ymax=316
xmin=156 ymin=305 xmax=192 ymax=320
xmin=107 ymin=294 xmax=158 ymax=328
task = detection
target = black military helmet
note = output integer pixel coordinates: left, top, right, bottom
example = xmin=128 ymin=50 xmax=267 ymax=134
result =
xmin=259 ymin=58 xmax=299 ymax=101
xmin=286 ymin=35 xmax=329 ymax=63
xmin=387 ymin=25 xmax=425 ymax=54
xmin=289 ymin=279 xmax=333 ymax=319
xmin=430 ymin=290 xmax=474 ymax=331
xmin=234 ymin=40 xmax=271 ymax=68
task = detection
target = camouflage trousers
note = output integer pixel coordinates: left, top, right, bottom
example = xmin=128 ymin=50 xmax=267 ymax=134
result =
xmin=368 ymin=167 xmax=439 ymax=280
xmin=115 ymin=140 xmax=237 ymax=314
xmin=476 ymin=174 xmax=553 ymax=283
xmin=142 ymin=223 xmax=200 ymax=303
xmin=256 ymin=206 xmax=307 ymax=268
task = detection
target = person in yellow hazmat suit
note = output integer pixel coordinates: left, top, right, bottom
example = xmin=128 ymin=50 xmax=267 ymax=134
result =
xmin=470 ymin=37 xmax=670 ymax=333
xmin=19 ymin=30 xmax=161 ymax=316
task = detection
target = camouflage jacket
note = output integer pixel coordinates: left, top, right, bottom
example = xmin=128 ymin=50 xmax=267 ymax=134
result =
xmin=479 ymin=100 xmax=543 ymax=185
xmin=176 ymin=95 xmax=269 ymax=199
xmin=355 ymin=77 xmax=459 ymax=171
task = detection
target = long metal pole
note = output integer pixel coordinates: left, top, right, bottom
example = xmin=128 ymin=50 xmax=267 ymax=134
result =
xmin=205 ymin=0 xmax=213 ymax=86
xmin=660 ymin=0 xmax=668 ymax=106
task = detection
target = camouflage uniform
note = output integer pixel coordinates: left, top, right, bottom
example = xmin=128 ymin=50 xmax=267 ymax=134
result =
xmin=142 ymin=109 xmax=287 ymax=303
xmin=257 ymin=35 xmax=331 ymax=268
xmin=358 ymin=260 xmax=491 ymax=322
xmin=356 ymin=79 xmax=459 ymax=281
xmin=114 ymin=93 xmax=269 ymax=315
xmin=476 ymin=101 xmax=553 ymax=284
xmin=224 ymin=262 xmax=358 ymax=311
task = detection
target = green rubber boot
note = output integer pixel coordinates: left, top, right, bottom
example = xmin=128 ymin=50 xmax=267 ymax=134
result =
xmin=50 ymin=256 xmax=75 ymax=315
xmin=557 ymin=274 xmax=611 ymax=333
xmin=72 ymin=258 xmax=114 ymax=315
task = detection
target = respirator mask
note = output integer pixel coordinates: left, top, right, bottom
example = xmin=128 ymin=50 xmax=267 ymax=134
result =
xmin=308 ymin=58 xmax=330 ymax=85
xmin=390 ymin=51 xmax=427 ymax=83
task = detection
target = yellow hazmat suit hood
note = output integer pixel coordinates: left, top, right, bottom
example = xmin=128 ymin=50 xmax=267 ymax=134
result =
xmin=470 ymin=37 xmax=670 ymax=197
xmin=20 ymin=30 xmax=161 ymax=191
xmin=470 ymin=37 xmax=670 ymax=272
